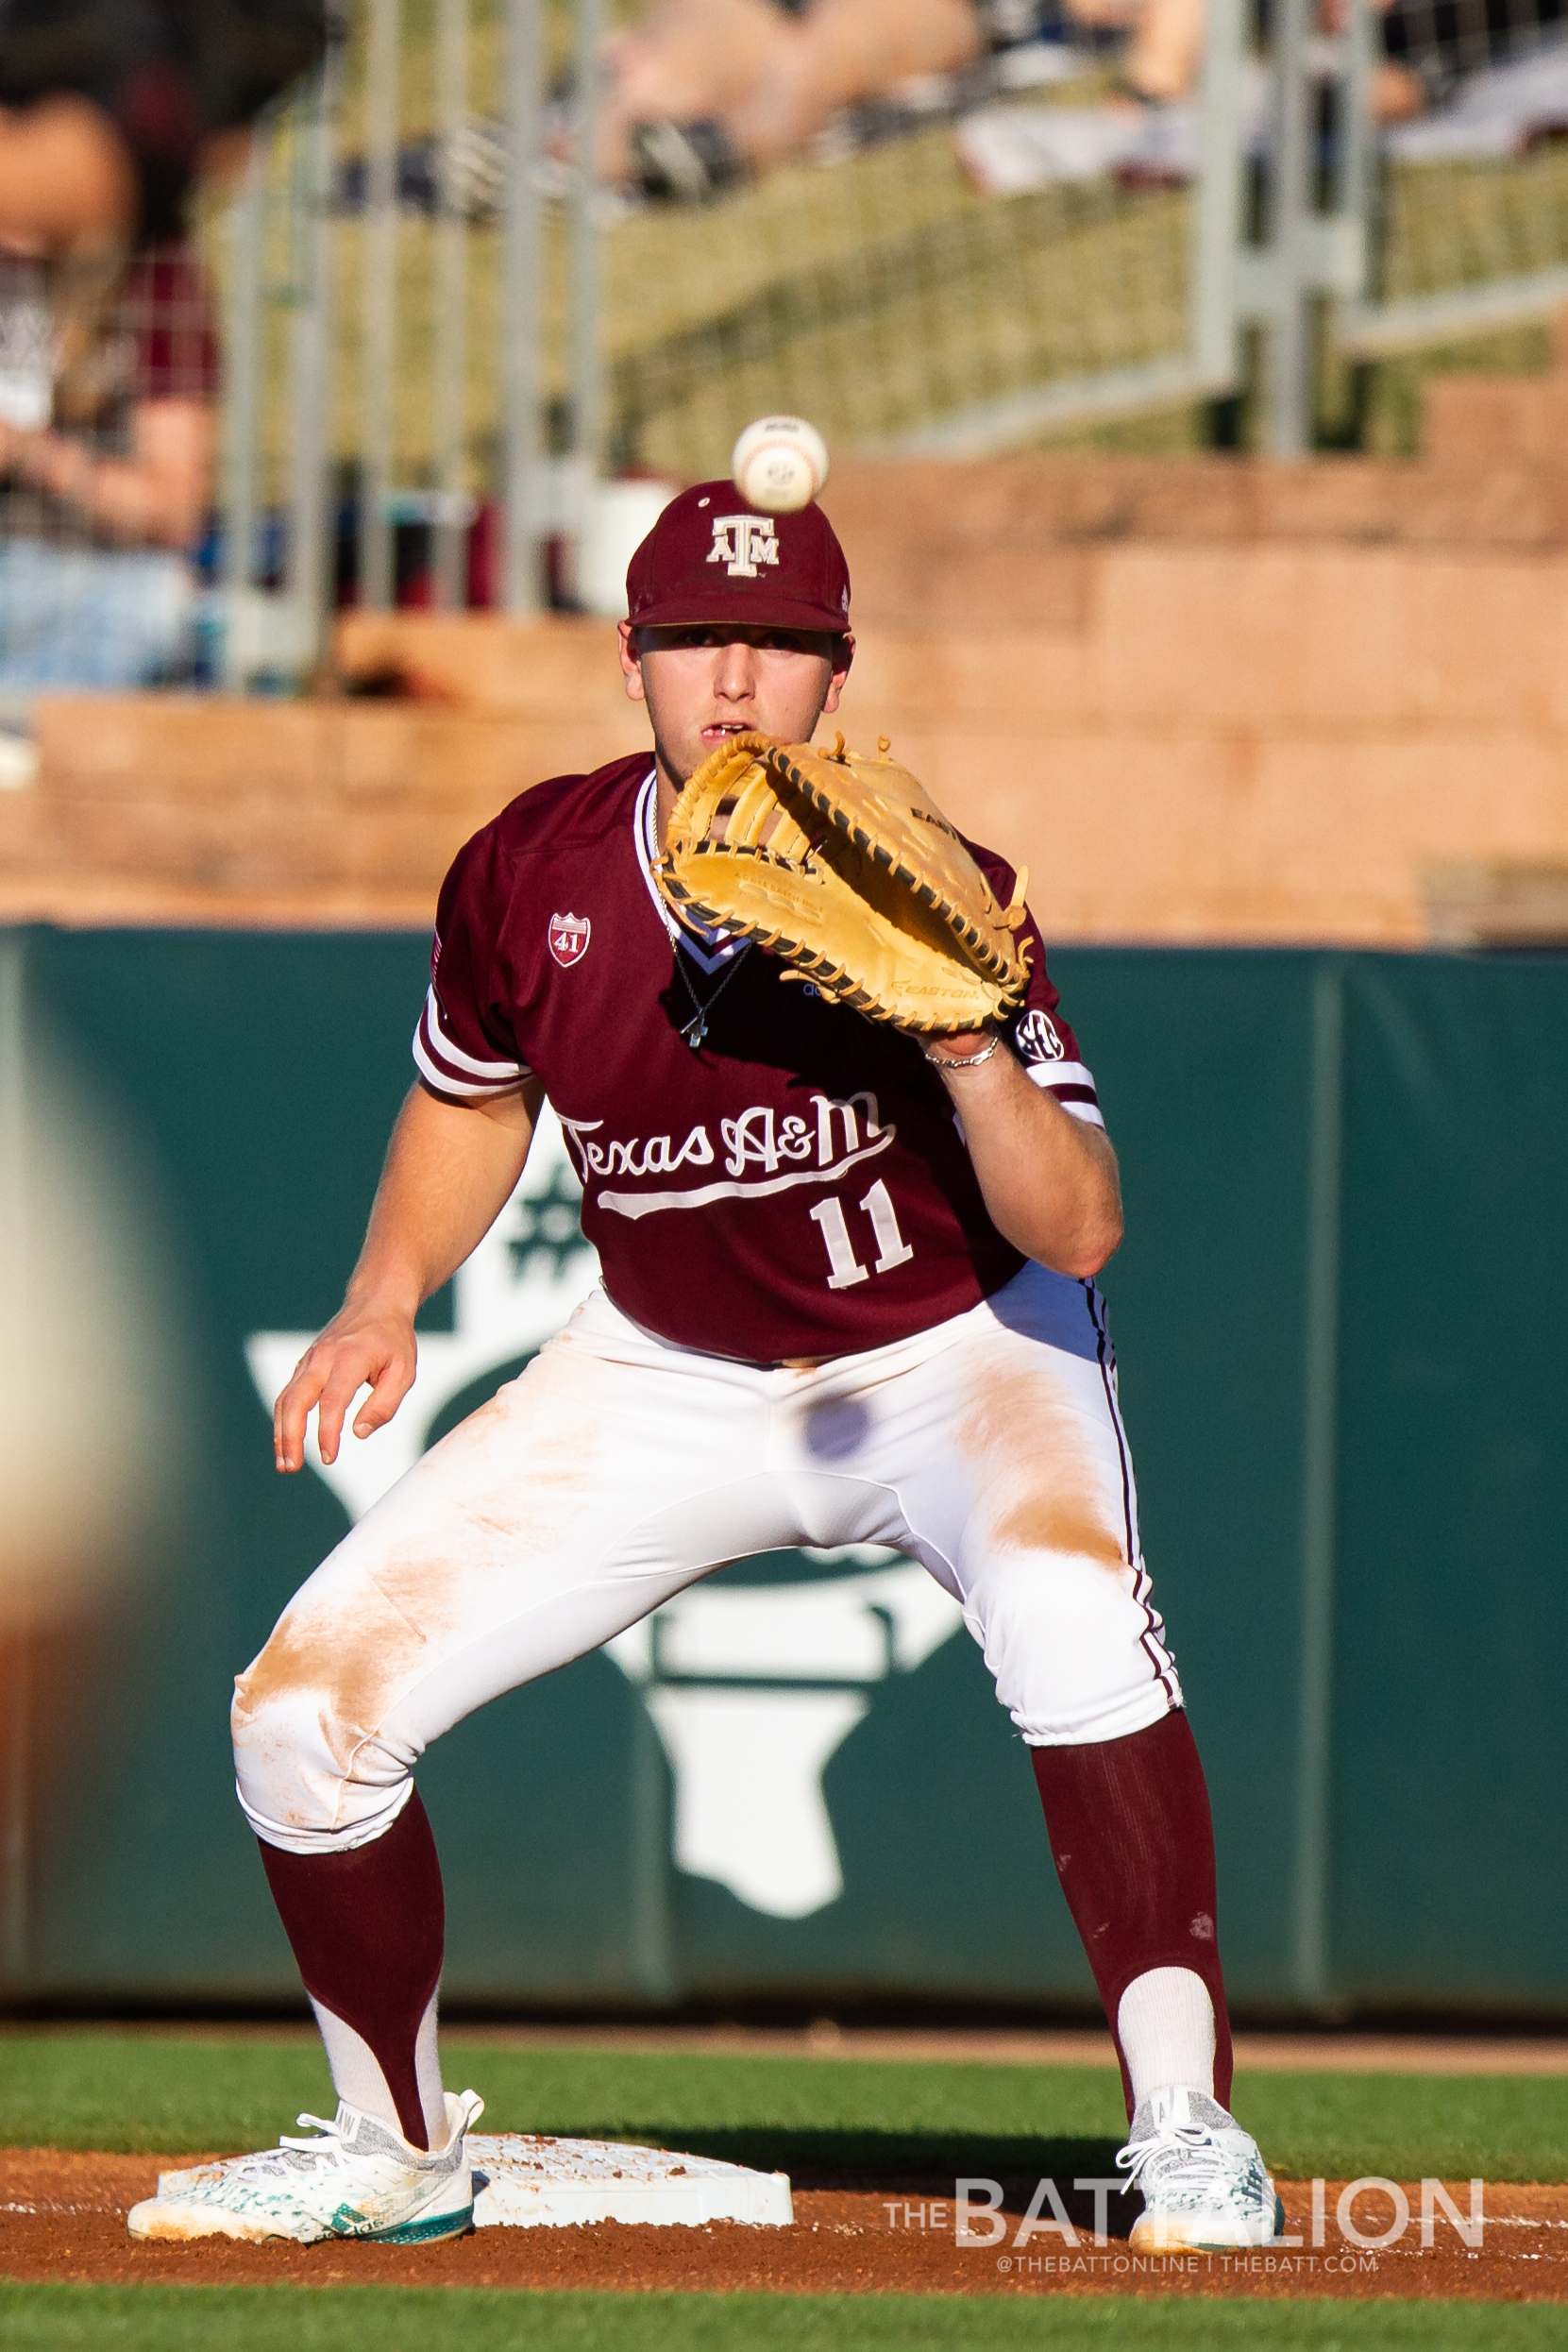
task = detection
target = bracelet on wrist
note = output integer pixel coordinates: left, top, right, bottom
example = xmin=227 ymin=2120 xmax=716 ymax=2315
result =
xmin=923 ymin=1033 xmax=1002 ymax=1072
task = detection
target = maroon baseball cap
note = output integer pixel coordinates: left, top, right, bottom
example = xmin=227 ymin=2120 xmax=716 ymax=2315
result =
xmin=626 ymin=480 xmax=851 ymax=635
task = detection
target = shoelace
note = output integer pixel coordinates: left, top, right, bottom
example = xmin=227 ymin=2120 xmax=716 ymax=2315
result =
xmin=222 ymin=2113 xmax=349 ymax=2183
xmin=1116 ymin=2121 xmax=1237 ymax=2200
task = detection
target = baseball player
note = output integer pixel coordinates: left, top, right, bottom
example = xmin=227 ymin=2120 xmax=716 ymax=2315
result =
xmin=130 ymin=484 xmax=1280 ymax=2252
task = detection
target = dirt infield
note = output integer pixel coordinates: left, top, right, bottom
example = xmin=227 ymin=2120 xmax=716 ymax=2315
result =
xmin=2 ymin=2152 xmax=1563 ymax=2301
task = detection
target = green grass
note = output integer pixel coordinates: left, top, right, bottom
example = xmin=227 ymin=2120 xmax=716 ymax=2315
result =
xmin=2 ymin=2044 xmax=1562 ymax=2338
xmin=1 ymin=2033 xmax=1565 ymax=2182
xmin=1 ymin=2290 xmax=1565 ymax=2352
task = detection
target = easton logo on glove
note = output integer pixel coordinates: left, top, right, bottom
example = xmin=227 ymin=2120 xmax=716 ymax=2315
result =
xmin=655 ymin=732 xmax=1032 ymax=1036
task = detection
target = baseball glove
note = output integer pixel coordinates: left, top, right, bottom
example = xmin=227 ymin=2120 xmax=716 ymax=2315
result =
xmin=655 ymin=731 xmax=1032 ymax=1035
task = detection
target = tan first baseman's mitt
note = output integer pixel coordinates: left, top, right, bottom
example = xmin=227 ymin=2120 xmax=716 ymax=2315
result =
xmin=655 ymin=729 xmax=1032 ymax=1036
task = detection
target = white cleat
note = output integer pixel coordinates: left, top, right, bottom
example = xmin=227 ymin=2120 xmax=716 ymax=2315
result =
xmin=1118 ymin=2085 xmax=1284 ymax=2253
xmin=127 ymin=2090 xmax=484 ymax=2246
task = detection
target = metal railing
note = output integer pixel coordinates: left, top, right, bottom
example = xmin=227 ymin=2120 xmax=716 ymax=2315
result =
xmin=1237 ymin=0 xmax=1568 ymax=410
xmin=1339 ymin=0 xmax=1568 ymax=358
xmin=210 ymin=0 xmax=1256 ymax=683
xmin=204 ymin=0 xmax=1568 ymax=688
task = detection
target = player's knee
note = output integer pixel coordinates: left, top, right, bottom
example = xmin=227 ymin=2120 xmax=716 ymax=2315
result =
xmin=967 ymin=1561 xmax=1173 ymax=1745
xmin=230 ymin=1668 xmax=337 ymax=1844
xmin=230 ymin=1630 xmax=411 ymax=1852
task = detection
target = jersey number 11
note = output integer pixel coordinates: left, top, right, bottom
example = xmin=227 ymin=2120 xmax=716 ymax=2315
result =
xmin=809 ymin=1181 xmax=914 ymax=1290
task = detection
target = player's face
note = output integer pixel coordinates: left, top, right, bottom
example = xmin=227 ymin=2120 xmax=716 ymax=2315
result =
xmin=619 ymin=621 xmax=854 ymax=787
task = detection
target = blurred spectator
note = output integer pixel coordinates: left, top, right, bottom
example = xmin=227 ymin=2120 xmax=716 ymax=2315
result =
xmin=1064 ymin=0 xmax=1205 ymax=101
xmin=1375 ymin=0 xmax=1567 ymax=108
xmin=598 ymin=0 xmax=985 ymax=192
xmin=0 ymin=240 xmax=219 ymax=685
xmin=1066 ymin=0 xmax=1430 ymax=117
xmin=595 ymin=0 xmax=1450 ymax=195
xmin=0 ymin=5 xmax=323 ymax=695
xmin=0 ymin=2 xmax=328 ymax=251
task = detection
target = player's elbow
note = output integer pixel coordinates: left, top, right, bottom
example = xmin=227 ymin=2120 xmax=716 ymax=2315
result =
xmin=1034 ymin=1187 xmax=1123 ymax=1280
xmin=1082 ymin=1208 xmax=1125 ymax=1278
xmin=1005 ymin=1208 xmax=1120 ymax=1281
xmin=1053 ymin=1207 xmax=1123 ymax=1281
xmin=985 ymin=1122 xmax=1123 ymax=1277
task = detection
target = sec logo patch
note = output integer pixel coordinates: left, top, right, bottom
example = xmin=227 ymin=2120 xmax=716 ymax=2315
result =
xmin=548 ymin=912 xmax=591 ymax=968
xmin=1016 ymin=1008 xmax=1065 ymax=1063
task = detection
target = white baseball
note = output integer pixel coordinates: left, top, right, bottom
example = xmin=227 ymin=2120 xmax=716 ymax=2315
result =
xmin=732 ymin=415 xmax=830 ymax=514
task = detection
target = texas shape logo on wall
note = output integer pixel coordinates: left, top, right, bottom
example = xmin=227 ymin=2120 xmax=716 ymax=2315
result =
xmin=245 ymin=1104 xmax=962 ymax=1921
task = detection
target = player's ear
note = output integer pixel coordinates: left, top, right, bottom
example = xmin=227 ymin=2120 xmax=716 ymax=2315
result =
xmin=820 ymin=631 xmax=853 ymax=715
xmin=618 ymin=620 xmax=647 ymax=702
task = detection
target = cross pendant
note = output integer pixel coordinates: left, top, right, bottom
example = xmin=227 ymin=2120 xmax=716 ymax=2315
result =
xmin=683 ymin=1012 xmax=707 ymax=1050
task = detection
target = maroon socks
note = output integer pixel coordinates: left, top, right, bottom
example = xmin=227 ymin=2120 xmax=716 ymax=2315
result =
xmin=1031 ymin=1710 xmax=1234 ymax=2118
xmin=258 ymin=1787 xmax=446 ymax=2149
xmin=256 ymin=1721 xmax=1227 ymax=2143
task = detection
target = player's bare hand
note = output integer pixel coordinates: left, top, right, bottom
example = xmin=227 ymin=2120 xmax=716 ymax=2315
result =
xmin=273 ymin=1304 xmax=418 ymax=1473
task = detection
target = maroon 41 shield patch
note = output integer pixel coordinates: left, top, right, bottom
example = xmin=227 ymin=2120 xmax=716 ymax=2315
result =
xmin=548 ymin=912 xmax=591 ymax=968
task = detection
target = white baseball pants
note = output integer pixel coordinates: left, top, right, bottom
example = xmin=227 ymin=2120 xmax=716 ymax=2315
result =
xmin=234 ymin=1261 xmax=1182 ymax=1855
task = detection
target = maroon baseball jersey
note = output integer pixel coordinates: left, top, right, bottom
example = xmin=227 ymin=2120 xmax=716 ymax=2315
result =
xmin=414 ymin=754 xmax=1104 ymax=1364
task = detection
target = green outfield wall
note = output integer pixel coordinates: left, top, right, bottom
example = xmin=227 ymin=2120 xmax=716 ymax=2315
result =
xmin=1 ymin=932 xmax=1563 ymax=2017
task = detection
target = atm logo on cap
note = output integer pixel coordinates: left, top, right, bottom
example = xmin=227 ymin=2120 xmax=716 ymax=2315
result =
xmin=708 ymin=515 xmax=780 ymax=578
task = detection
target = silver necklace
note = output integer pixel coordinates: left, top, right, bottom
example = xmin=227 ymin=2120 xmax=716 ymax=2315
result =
xmin=674 ymin=939 xmax=750 ymax=1049
xmin=642 ymin=777 xmax=750 ymax=1048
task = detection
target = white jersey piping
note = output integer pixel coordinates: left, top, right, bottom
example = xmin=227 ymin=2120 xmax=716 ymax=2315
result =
xmin=635 ymin=769 xmax=747 ymax=977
